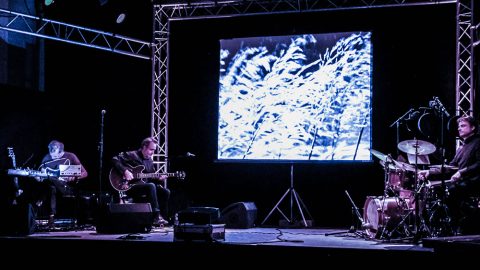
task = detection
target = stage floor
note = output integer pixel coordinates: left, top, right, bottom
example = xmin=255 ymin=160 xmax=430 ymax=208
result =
xmin=27 ymin=226 xmax=430 ymax=250
xmin=3 ymin=225 xmax=480 ymax=262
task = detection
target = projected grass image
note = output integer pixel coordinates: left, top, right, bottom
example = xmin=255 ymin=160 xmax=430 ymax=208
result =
xmin=218 ymin=32 xmax=372 ymax=161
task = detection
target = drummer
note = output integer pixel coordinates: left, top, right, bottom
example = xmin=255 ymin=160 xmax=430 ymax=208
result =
xmin=417 ymin=115 xmax=480 ymax=234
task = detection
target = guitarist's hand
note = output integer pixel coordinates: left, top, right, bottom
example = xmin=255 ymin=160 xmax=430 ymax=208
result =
xmin=35 ymin=167 xmax=47 ymax=182
xmin=124 ymin=170 xmax=134 ymax=181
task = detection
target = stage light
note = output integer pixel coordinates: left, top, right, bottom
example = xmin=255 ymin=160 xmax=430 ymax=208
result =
xmin=116 ymin=13 xmax=126 ymax=24
xmin=44 ymin=0 xmax=54 ymax=6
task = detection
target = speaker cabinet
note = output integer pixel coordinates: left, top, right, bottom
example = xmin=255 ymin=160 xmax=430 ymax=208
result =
xmin=221 ymin=202 xmax=257 ymax=229
xmin=177 ymin=207 xmax=220 ymax=225
xmin=96 ymin=203 xmax=154 ymax=234
xmin=0 ymin=203 xmax=36 ymax=236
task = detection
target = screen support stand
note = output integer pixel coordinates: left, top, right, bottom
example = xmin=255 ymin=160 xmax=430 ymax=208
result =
xmin=261 ymin=164 xmax=313 ymax=227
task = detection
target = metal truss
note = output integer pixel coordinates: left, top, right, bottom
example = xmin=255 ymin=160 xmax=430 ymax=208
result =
xmin=151 ymin=0 xmax=461 ymax=172
xmin=151 ymin=4 xmax=170 ymax=174
xmin=0 ymin=8 xmax=151 ymax=60
xmin=156 ymin=0 xmax=454 ymax=17
xmin=455 ymin=0 xmax=474 ymax=117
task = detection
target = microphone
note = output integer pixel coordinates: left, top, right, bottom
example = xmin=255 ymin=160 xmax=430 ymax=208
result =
xmin=430 ymin=97 xmax=450 ymax=118
xmin=101 ymin=109 xmax=106 ymax=115
xmin=433 ymin=96 xmax=450 ymax=118
xmin=186 ymin=152 xmax=196 ymax=157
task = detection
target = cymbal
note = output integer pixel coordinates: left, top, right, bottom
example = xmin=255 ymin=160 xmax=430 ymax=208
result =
xmin=398 ymin=140 xmax=436 ymax=155
xmin=370 ymin=149 xmax=393 ymax=161
xmin=429 ymin=164 xmax=459 ymax=170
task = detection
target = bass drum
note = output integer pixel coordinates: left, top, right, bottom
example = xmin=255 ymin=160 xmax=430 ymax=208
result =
xmin=363 ymin=196 xmax=413 ymax=238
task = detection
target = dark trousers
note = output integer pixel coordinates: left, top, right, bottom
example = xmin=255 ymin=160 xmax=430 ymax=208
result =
xmin=445 ymin=181 xmax=480 ymax=232
xmin=127 ymin=182 xmax=171 ymax=218
xmin=18 ymin=178 xmax=57 ymax=217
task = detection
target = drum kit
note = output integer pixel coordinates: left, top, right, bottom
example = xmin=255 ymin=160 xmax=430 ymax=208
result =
xmin=365 ymin=140 xmax=455 ymax=240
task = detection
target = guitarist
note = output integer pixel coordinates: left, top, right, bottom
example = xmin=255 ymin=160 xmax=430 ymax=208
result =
xmin=37 ymin=140 xmax=88 ymax=224
xmin=111 ymin=137 xmax=170 ymax=226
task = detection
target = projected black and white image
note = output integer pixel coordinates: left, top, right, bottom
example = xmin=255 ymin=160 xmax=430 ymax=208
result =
xmin=218 ymin=32 xmax=372 ymax=161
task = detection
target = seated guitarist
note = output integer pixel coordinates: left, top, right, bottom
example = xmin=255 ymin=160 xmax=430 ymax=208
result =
xmin=37 ymin=140 xmax=88 ymax=225
xmin=111 ymin=137 xmax=170 ymax=226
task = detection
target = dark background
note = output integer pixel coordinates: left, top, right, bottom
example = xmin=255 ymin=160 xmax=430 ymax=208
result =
xmin=1 ymin=1 xmax=462 ymax=227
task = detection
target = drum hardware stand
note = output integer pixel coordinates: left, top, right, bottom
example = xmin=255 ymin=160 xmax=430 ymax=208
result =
xmin=410 ymin=139 xmax=433 ymax=243
xmin=382 ymin=156 xmax=391 ymax=196
xmin=434 ymin=113 xmax=453 ymax=236
xmin=262 ymin=164 xmax=313 ymax=227
xmin=426 ymin=177 xmax=453 ymax=237
xmin=426 ymin=197 xmax=452 ymax=237
xmin=379 ymin=162 xmax=394 ymax=239
xmin=325 ymin=190 xmax=369 ymax=238
xmin=425 ymin=99 xmax=453 ymax=237
xmin=379 ymin=154 xmax=414 ymax=240
xmin=382 ymin=198 xmax=415 ymax=240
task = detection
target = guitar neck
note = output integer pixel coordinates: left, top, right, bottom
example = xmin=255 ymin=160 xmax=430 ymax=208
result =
xmin=135 ymin=172 xmax=173 ymax=179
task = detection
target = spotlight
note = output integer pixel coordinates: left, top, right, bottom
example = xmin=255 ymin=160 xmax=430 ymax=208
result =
xmin=44 ymin=0 xmax=54 ymax=6
xmin=116 ymin=13 xmax=126 ymax=24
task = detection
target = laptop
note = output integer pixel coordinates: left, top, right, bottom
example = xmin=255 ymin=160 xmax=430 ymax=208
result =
xmin=58 ymin=164 xmax=82 ymax=176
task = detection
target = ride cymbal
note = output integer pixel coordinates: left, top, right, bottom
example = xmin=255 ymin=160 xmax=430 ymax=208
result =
xmin=398 ymin=140 xmax=436 ymax=155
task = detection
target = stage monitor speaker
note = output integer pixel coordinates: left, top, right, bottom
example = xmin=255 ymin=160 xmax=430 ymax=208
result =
xmin=96 ymin=203 xmax=154 ymax=234
xmin=221 ymin=202 xmax=257 ymax=229
xmin=0 ymin=203 xmax=36 ymax=236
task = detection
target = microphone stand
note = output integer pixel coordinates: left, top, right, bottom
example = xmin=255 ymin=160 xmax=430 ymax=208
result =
xmin=390 ymin=108 xmax=414 ymax=156
xmin=411 ymin=138 xmax=431 ymax=243
xmin=325 ymin=190 xmax=368 ymax=238
xmin=98 ymin=110 xmax=106 ymax=205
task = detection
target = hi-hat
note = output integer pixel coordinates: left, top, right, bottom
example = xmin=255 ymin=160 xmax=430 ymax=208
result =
xmin=398 ymin=140 xmax=436 ymax=155
xmin=370 ymin=149 xmax=393 ymax=161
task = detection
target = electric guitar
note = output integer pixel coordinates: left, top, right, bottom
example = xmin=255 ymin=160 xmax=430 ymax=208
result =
xmin=109 ymin=165 xmax=186 ymax=192
xmin=7 ymin=168 xmax=60 ymax=181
